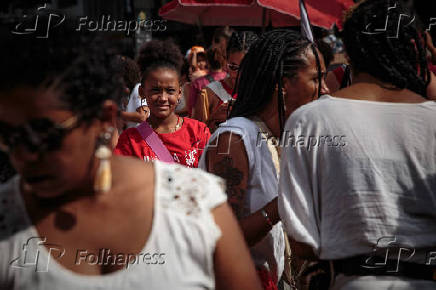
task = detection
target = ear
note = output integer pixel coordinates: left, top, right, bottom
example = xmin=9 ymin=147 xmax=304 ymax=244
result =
xmin=175 ymin=82 xmax=182 ymax=102
xmin=101 ymin=100 xmax=118 ymax=129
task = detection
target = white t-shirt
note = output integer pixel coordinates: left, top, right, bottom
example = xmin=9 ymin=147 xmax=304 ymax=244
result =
xmin=0 ymin=161 xmax=226 ymax=290
xmin=279 ymin=95 xmax=436 ymax=287
xmin=126 ymin=83 xmax=147 ymax=128
xmin=199 ymin=117 xmax=284 ymax=281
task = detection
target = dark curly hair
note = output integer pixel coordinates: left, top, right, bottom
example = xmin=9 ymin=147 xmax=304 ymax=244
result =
xmin=226 ymin=31 xmax=259 ymax=56
xmin=229 ymin=30 xmax=313 ymax=131
xmin=342 ymin=0 xmax=430 ymax=97
xmin=113 ymin=55 xmax=141 ymax=92
xmin=136 ymin=39 xmax=184 ymax=82
xmin=0 ymin=16 xmax=124 ymax=123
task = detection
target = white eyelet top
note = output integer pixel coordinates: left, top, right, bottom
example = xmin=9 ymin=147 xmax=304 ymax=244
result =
xmin=0 ymin=161 xmax=227 ymax=290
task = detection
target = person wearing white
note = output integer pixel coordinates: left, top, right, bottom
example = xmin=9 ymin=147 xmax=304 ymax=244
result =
xmin=279 ymin=1 xmax=436 ymax=288
xmin=0 ymin=28 xmax=263 ymax=290
xmin=279 ymin=95 xmax=436 ymax=289
xmin=126 ymin=83 xmax=148 ymax=128
xmin=199 ymin=30 xmax=331 ymax=289
xmin=0 ymin=162 xmax=256 ymax=290
xmin=199 ymin=117 xmax=285 ymax=282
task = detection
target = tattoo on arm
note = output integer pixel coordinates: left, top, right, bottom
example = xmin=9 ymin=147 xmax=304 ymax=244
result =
xmin=212 ymin=156 xmax=246 ymax=219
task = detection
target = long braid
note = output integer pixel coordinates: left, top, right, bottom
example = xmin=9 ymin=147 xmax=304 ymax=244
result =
xmin=342 ymin=0 xmax=430 ymax=97
xmin=277 ymin=60 xmax=285 ymax=134
xmin=230 ymin=30 xmax=312 ymax=121
xmin=311 ymin=44 xmax=322 ymax=99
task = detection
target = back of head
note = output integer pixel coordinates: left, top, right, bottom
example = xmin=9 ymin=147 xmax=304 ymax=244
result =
xmin=230 ymin=29 xmax=312 ymax=118
xmin=0 ymin=15 xmax=123 ymax=123
xmin=213 ymin=26 xmax=234 ymax=45
xmin=342 ymin=0 xmax=429 ymax=97
xmin=113 ymin=55 xmax=141 ymax=92
xmin=206 ymin=46 xmax=227 ymax=71
xmin=136 ymin=39 xmax=184 ymax=82
xmin=226 ymin=31 xmax=259 ymax=55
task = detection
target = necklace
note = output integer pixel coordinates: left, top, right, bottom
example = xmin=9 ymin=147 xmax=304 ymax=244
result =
xmin=174 ymin=116 xmax=181 ymax=131
xmin=150 ymin=116 xmax=181 ymax=133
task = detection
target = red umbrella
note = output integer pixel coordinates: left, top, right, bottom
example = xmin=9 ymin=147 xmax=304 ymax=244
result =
xmin=159 ymin=0 xmax=354 ymax=29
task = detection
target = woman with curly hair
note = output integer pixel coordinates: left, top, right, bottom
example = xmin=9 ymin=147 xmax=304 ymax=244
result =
xmin=114 ymin=40 xmax=211 ymax=168
xmin=0 ymin=16 xmax=262 ymax=290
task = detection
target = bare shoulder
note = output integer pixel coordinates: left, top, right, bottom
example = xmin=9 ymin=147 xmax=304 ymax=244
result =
xmin=209 ymin=131 xmax=244 ymax=154
xmin=112 ymin=155 xmax=154 ymax=191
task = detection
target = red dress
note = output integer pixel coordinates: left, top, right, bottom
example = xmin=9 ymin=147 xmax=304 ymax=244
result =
xmin=114 ymin=117 xmax=211 ymax=168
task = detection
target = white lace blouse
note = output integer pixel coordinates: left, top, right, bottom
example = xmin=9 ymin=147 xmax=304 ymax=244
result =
xmin=0 ymin=161 xmax=227 ymax=290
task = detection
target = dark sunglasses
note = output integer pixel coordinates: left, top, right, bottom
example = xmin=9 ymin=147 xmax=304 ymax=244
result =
xmin=227 ymin=63 xmax=240 ymax=71
xmin=0 ymin=115 xmax=79 ymax=153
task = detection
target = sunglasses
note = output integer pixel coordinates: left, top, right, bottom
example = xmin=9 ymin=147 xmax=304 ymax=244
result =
xmin=0 ymin=115 xmax=79 ymax=154
xmin=227 ymin=63 xmax=240 ymax=71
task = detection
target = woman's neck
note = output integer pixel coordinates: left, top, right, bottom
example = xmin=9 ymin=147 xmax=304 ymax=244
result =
xmin=223 ymin=77 xmax=234 ymax=91
xmin=257 ymin=107 xmax=281 ymax=138
xmin=336 ymin=72 xmax=427 ymax=103
xmin=148 ymin=113 xmax=180 ymax=133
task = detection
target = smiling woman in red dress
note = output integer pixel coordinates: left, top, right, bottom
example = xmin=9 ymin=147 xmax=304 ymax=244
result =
xmin=114 ymin=40 xmax=211 ymax=168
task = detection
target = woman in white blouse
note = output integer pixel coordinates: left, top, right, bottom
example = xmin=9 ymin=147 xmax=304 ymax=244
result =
xmin=0 ymin=22 xmax=261 ymax=290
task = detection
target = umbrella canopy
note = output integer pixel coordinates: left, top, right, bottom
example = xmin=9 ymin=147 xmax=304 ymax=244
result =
xmin=159 ymin=0 xmax=355 ymax=29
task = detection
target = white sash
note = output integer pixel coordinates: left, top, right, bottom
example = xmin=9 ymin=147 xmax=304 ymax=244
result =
xmin=206 ymin=81 xmax=233 ymax=103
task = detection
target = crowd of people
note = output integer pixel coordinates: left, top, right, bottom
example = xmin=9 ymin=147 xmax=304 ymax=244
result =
xmin=0 ymin=0 xmax=436 ymax=289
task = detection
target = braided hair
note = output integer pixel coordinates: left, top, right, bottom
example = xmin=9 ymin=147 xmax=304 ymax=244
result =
xmin=342 ymin=0 xmax=430 ymax=97
xmin=226 ymin=31 xmax=259 ymax=55
xmin=229 ymin=30 xmax=313 ymax=131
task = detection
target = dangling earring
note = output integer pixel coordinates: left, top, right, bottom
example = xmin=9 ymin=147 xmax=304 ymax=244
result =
xmin=281 ymin=89 xmax=287 ymax=111
xmin=94 ymin=127 xmax=114 ymax=193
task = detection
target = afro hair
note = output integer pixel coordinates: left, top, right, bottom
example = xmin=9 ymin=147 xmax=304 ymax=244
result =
xmin=136 ymin=39 xmax=184 ymax=81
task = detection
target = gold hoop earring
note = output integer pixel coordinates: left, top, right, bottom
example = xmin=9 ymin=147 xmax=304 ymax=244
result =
xmin=94 ymin=127 xmax=114 ymax=193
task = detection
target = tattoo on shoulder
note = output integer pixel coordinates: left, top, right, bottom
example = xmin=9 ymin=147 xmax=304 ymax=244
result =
xmin=212 ymin=156 xmax=246 ymax=218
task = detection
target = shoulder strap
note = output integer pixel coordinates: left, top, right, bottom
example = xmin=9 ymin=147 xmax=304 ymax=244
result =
xmin=136 ymin=122 xmax=175 ymax=163
xmin=207 ymin=81 xmax=233 ymax=103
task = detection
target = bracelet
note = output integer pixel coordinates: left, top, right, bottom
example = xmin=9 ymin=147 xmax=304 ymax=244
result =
xmin=261 ymin=209 xmax=273 ymax=228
